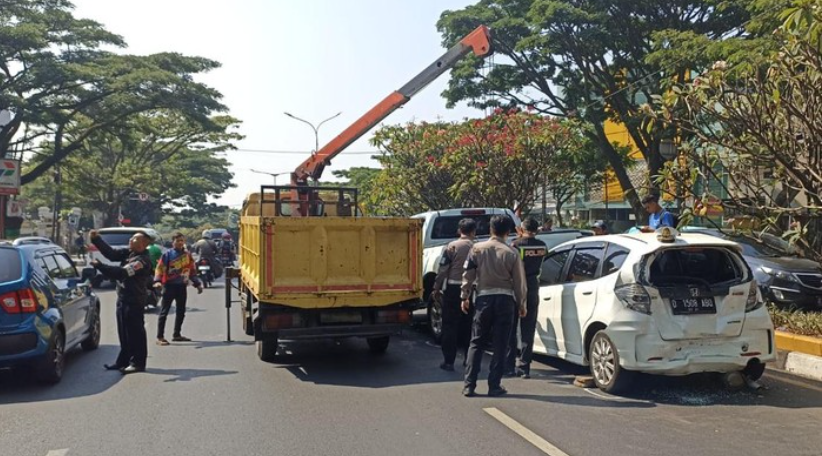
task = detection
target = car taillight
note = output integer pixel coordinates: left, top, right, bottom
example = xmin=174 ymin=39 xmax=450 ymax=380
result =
xmin=745 ymin=280 xmax=763 ymax=312
xmin=460 ymin=209 xmax=486 ymax=216
xmin=615 ymin=283 xmax=652 ymax=315
xmin=0 ymin=288 xmax=39 ymax=314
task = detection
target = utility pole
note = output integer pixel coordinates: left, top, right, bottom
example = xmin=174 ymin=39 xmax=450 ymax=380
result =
xmin=51 ymin=165 xmax=62 ymax=243
xmin=284 ymin=111 xmax=342 ymax=153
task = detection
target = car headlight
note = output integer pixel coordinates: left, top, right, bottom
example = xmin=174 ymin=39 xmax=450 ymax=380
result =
xmin=761 ymin=266 xmax=799 ymax=283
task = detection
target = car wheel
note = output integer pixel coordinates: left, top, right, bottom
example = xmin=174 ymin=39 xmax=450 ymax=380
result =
xmin=81 ymin=306 xmax=101 ymax=351
xmin=427 ymin=297 xmax=443 ymax=344
xmin=589 ymin=331 xmax=633 ymax=394
xmin=256 ymin=337 xmax=278 ymax=362
xmin=38 ymin=330 xmax=66 ymax=384
xmin=367 ymin=336 xmax=390 ymax=354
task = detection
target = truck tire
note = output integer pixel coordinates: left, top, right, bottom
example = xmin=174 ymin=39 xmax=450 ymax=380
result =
xmin=242 ymin=289 xmax=254 ymax=336
xmin=256 ymin=337 xmax=278 ymax=362
xmin=367 ymin=336 xmax=390 ymax=354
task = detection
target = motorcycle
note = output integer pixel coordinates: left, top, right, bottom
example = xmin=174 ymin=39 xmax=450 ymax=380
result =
xmin=197 ymin=258 xmax=215 ymax=287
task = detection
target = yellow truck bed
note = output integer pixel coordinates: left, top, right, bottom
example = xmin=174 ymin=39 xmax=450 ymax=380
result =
xmin=239 ymin=216 xmax=422 ymax=309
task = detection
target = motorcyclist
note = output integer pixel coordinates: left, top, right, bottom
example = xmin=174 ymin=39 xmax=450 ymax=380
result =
xmin=218 ymin=232 xmax=236 ymax=266
xmin=192 ymin=231 xmax=222 ymax=278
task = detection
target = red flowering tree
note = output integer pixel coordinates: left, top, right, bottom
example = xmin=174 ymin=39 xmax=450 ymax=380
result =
xmin=370 ymin=109 xmax=581 ymax=216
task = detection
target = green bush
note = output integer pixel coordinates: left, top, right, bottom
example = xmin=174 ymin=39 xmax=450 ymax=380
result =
xmin=769 ymin=305 xmax=822 ymax=337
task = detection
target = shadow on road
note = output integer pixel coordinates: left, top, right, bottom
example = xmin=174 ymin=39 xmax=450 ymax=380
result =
xmin=0 ymin=345 xmax=124 ymax=404
xmin=147 ymin=367 xmax=239 ymax=382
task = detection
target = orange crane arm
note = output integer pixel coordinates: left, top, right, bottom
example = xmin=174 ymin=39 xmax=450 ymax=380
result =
xmin=291 ymin=25 xmax=492 ymax=186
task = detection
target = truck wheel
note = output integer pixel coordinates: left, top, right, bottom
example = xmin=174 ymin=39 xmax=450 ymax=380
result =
xmin=367 ymin=336 xmax=390 ymax=354
xmin=256 ymin=337 xmax=278 ymax=362
xmin=242 ymin=289 xmax=255 ymax=336
xmin=427 ymin=298 xmax=443 ymax=344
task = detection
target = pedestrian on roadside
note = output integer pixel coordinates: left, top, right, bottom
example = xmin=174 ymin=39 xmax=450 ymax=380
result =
xmin=432 ymin=218 xmax=477 ymax=372
xmin=74 ymin=231 xmax=86 ymax=261
xmin=590 ymin=220 xmax=609 ymax=236
xmin=89 ymin=229 xmax=152 ymax=374
xmin=505 ymin=218 xmax=547 ymax=379
xmin=154 ymin=232 xmax=203 ymax=345
xmin=640 ymin=194 xmax=675 ymax=232
xmin=461 ymin=216 xmax=527 ymax=397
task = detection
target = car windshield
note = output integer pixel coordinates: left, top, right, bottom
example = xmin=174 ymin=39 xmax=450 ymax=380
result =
xmin=0 ymin=248 xmax=22 ymax=283
xmin=99 ymin=232 xmax=135 ymax=246
xmin=729 ymin=234 xmax=797 ymax=258
xmin=431 ymin=215 xmax=496 ymax=240
xmin=649 ymin=247 xmax=744 ymax=287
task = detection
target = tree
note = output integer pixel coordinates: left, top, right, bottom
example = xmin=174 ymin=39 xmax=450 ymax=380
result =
xmin=0 ymin=0 xmax=227 ymax=183
xmin=21 ymin=112 xmax=239 ymax=226
xmin=370 ymin=109 xmax=581 ymax=216
xmin=656 ymin=0 xmax=822 ymax=259
xmin=437 ymin=0 xmax=762 ymax=217
xmin=328 ymin=167 xmax=381 ymax=215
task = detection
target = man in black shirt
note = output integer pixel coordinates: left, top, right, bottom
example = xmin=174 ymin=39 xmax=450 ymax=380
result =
xmin=89 ymin=230 xmax=153 ymax=374
xmin=506 ymin=218 xmax=548 ymax=378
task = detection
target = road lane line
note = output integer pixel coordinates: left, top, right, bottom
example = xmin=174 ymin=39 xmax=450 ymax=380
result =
xmin=46 ymin=449 xmax=69 ymax=456
xmin=483 ymin=407 xmax=571 ymax=456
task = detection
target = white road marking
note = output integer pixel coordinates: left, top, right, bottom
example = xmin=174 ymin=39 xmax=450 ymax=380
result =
xmin=483 ymin=407 xmax=571 ymax=456
xmin=46 ymin=449 xmax=69 ymax=456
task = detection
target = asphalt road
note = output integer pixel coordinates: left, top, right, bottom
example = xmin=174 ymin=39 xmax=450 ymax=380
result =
xmin=2 ymin=283 xmax=822 ymax=456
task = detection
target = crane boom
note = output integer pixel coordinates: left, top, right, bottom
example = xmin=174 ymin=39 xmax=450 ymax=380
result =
xmin=290 ymin=25 xmax=492 ymax=186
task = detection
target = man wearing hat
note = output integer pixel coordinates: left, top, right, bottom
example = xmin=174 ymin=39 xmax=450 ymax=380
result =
xmin=590 ymin=220 xmax=609 ymax=236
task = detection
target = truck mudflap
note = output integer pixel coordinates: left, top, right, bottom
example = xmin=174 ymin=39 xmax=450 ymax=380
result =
xmin=253 ymin=303 xmax=414 ymax=341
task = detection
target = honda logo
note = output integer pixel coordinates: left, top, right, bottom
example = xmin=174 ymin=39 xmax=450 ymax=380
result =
xmin=690 ymin=288 xmax=700 ymax=297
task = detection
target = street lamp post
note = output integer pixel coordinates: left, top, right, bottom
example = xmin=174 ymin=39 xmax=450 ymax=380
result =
xmin=250 ymin=169 xmax=290 ymax=185
xmin=283 ymin=111 xmax=341 ymax=153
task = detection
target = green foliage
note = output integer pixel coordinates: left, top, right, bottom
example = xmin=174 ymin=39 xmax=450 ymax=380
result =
xmin=437 ymin=0 xmax=768 ymax=215
xmin=370 ymin=109 xmax=582 ymax=216
xmin=21 ymin=112 xmax=240 ymax=227
xmin=770 ymin=304 xmax=822 ymax=337
xmin=0 ymin=0 xmax=228 ymax=183
xmin=329 ymin=167 xmax=381 ymax=215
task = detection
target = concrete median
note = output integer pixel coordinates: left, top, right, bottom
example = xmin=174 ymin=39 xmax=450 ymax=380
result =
xmin=774 ymin=331 xmax=822 ymax=382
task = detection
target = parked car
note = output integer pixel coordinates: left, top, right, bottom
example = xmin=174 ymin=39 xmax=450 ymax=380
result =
xmin=87 ymin=227 xmax=163 ymax=287
xmin=12 ymin=236 xmax=55 ymax=246
xmin=0 ymin=242 xmax=101 ymax=383
xmin=534 ymin=228 xmax=775 ymax=393
xmin=683 ymin=228 xmax=822 ymax=311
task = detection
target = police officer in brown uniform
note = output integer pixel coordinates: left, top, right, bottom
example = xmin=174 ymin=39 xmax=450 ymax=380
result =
xmin=461 ymin=216 xmax=527 ymax=397
xmin=432 ymin=218 xmax=477 ymax=371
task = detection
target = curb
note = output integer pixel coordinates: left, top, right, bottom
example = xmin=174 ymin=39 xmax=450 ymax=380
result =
xmin=774 ymin=331 xmax=822 ymax=382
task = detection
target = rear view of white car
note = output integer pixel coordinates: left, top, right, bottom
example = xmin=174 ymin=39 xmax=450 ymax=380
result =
xmin=534 ymin=228 xmax=775 ymax=393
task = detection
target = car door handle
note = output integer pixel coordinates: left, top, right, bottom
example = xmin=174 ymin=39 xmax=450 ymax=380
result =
xmin=582 ymin=291 xmax=593 ymax=296
xmin=543 ymin=297 xmax=551 ymax=301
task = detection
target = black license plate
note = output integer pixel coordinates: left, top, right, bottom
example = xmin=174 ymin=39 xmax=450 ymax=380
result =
xmin=670 ymin=297 xmax=716 ymax=315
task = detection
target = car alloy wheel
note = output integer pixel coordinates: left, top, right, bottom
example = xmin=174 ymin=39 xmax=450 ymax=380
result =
xmin=591 ymin=337 xmax=615 ymax=386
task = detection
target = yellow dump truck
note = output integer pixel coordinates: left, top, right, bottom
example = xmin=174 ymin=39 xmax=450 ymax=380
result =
xmin=238 ymin=187 xmax=422 ymax=361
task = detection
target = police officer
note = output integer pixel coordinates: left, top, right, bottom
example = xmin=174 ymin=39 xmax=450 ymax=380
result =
xmin=89 ymin=230 xmax=153 ymax=374
xmin=432 ymin=218 xmax=477 ymax=371
xmin=505 ymin=218 xmax=548 ymax=378
xmin=461 ymin=216 xmax=527 ymax=397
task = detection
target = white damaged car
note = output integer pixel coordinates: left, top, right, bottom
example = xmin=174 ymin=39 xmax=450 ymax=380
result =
xmin=534 ymin=228 xmax=775 ymax=393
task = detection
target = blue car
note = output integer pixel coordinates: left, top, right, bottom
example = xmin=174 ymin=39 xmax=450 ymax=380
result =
xmin=0 ymin=242 xmax=101 ymax=383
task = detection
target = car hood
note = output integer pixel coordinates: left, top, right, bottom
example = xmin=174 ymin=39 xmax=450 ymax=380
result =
xmin=748 ymin=255 xmax=822 ymax=272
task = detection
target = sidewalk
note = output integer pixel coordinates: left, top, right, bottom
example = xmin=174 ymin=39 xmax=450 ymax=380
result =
xmin=774 ymin=331 xmax=822 ymax=382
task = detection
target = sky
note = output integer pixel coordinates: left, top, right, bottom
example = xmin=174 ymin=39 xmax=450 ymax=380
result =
xmin=71 ymin=0 xmax=483 ymax=208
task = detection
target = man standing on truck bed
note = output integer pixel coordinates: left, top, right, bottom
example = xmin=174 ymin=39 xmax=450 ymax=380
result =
xmin=89 ymin=230 xmax=152 ymax=374
xmin=432 ymin=218 xmax=476 ymax=372
xmin=505 ymin=218 xmax=547 ymax=379
xmin=461 ymin=216 xmax=527 ymax=397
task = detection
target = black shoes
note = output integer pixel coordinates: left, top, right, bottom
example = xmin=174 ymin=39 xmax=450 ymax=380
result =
xmin=462 ymin=386 xmax=477 ymax=397
xmin=488 ymin=386 xmax=508 ymax=397
xmin=516 ymin=368 xmax=530 ymax=379
xmin=440 ymin=363 xmax=455 ymax=372
xmin=103 ymin=363 xmax=124 ymax=371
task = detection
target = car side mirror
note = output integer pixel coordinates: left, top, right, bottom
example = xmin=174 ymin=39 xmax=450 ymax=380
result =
xmin=81 ymin=267 xmax=96 ymax=282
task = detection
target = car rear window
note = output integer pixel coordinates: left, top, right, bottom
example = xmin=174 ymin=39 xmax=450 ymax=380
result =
xmin=431 ymin=215 xmax=496 ymax=240
xmin=0 ymin=248 xmax=22 ymax=283
xmin=99 ymin=232 xmax=135 ymax=246
xmin=649 ymin=247 xmax=744 ymax=286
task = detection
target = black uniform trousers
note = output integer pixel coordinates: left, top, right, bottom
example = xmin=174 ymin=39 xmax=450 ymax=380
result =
xmin=464 ymin=294 xmax=515 ymax=389
xmin=506 ymin=275 xmax=540 ymax=373
xmin=115 ymin=298 xmax=147 ymax=368
xmin=157 ymin=283 xmax=188 ymax=339
xmin=440 ymin=284 xmax=472 ymax=365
